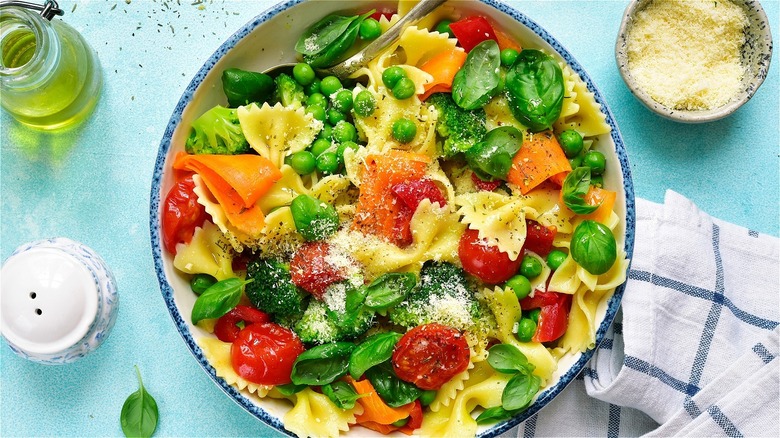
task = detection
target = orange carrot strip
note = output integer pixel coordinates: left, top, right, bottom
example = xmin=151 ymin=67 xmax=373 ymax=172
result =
xmin=494 ymin=27 xmax=522 ymax=52
xmin=549 ymin=171 xmax=569 ymax=188
xmin=508 ymin=131 xmax=572 ymax=194
xmin=419 ymin=48 xmax=467 ymax=101
xmin=350 ymin=378 xmax=415 ymax=425
xmin=359 ymin=421 xmax=399 ymax=435
xmin=582 ymin=186 xmax=617 ymax=224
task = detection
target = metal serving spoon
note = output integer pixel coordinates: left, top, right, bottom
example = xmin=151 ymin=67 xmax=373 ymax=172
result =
xmin=265 ymin=0 xmax=448 ymax=78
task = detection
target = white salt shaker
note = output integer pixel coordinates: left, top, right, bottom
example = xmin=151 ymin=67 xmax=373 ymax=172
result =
xmin=0 ymin=238 xmax=118 ymax=364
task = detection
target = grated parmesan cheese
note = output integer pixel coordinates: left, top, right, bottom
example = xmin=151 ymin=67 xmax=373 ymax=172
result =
xmin=626 ymin=0 xmax=748 ymax=111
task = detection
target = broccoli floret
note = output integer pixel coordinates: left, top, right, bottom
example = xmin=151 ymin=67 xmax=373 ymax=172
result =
xmin=389 ymin=261 xmax=480 ymax=330
xmin=427 ymin=93 xmax=487 ymax=157
xmin=273 ymin=73 xmax=306 ymax=108
xmin=245 ymin=258 xmax=307 ymax=320
xmin=295 ymin=282 xmax=374 ymax=344
xmin=185 ymin=105 xmax=250 ymax=155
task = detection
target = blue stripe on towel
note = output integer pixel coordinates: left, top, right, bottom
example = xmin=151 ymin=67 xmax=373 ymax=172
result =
xmin=607 ymin=404 xmax=621 ymax=438
xmin=522 ymin=414 xmax=537 ymax=438
xmin=708 ymin=405 xmax=744 ymax=438
xmin=624 ymin=356 xmax=700 ymax=396
xmin=752 ymin=343 xmax=776 ymax=364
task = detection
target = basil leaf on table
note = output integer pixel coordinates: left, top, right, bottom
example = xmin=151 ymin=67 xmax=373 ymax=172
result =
xmin=191 ymin=277 xmax=251 ymax=325
xmin=120 ymin=366 xmax=159 ymax=438
xmin=505 ymin=49 xmax=564 ymax=132
xmin=562 ymin=167 xmax=601 ymax=215
xmin=570 ymin=220 xmax=617 ymax=275
xmin=364 ymin=273 xmax=417 ymax=311
xmin=349 ymin=331 xmax=403 ymax=379
xmin=322 ymin=380 xmax=365 ymax=409
xmin=291 ymin=342 xmax=355 ymax=386
xmin=502 ymin=371 xmax=541 ymax=411
xmin=365 ymin=361 xmax=422 ymax=408
xmin=465 ymin=126 xmax=523 ymax=181
xmin=452 ymin=39 xmax=502 ymax=110
xmin=487 ymin=344 xmax=533 ymax=375
xmin=475 ymin=406 xmax=520 ymax=425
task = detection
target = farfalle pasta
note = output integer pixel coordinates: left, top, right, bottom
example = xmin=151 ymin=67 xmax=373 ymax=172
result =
xmin=160 ymin=2 xmax=628 ymax=437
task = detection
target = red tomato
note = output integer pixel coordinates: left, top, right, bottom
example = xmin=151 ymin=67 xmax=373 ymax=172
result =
xmin=520 ymin=291 xmax=572 ymax=343
xmin=471 ymin=172 xmax=502 ymax=192
xmin=390 ymin=179 xmax=447 ymax=247
xmin=214 ymin=305 xmax=271 ymax=343
xmin=449 ymin=16 xmax=498 ymax=52
xmin=231 ymin=322 xmax=304 ymax=385
xmin=370 ymin=9 xmax=395 ymax=21
xmin=290 ymin=242 xmax=347 ymax=298
xmin=161 ymin=175 xmax=209 ymax=255
xmin=392 ymin=323 xmax=470 ymax=390
xmin=525 ymin=220 xmax=557 ymax=256
xmin=458 ymin=229 xmax=522 ymax=284
xmin=400 ymin=401 xmax=423 ymax=433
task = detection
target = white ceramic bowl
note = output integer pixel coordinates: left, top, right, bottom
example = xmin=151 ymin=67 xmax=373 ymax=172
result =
xmin=151 ymin=1 xmax=635 ymax=436
xmin=616 ymin=0 xmax=773 ymax=123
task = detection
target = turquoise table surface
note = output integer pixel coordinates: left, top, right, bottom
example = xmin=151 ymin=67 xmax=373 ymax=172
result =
xmin=1 ymin=0 xmax=777 ymax=436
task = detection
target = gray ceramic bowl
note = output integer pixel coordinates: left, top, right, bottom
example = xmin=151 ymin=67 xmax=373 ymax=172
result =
xmin=616 ymin=0 xmax=773 ymax=123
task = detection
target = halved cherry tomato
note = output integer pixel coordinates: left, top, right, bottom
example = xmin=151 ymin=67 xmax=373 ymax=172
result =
xmin=471 ymin=172 xmax=502 ymax=192
xmin=392 ymin=323 xmax=470 ymax=390
xmin=161 ymin=175 xmax=209 ymax=255
xmin=449 ymin=16 xmax=498 ymax=52
xmin=290 ymin=242 xmax=347 ymax=298
xmin=458 ymin=228 xmax=522 ymax=284
xmin=520 ymin=291 xmax=572 ymax=342
xmin=525 ymin=219 xmax=557 ymax=256
xmin=370 ymin=9 xmax=395 ymax=21
xmin=390 ymin=179 xmax=447 ymax=247
xmin=231 ymin=322 xmax=304 ymax=385
xmin=214 ymin=305 xmax=271 ymax=343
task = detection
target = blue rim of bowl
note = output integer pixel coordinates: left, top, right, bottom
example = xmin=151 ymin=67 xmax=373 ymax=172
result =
xmin=150 ymin=0 xmax=636 ymax=436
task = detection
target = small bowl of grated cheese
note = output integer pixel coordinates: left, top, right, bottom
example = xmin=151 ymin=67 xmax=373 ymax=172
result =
xmin=616 ymin=0 xmax=773 ymax=123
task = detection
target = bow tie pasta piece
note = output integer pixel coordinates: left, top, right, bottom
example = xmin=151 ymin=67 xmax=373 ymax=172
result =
xmin=172 ymin=221 xmax=235 ymax=281
xmin=428 ymin=351 xmax=477 ymax=413
xmin=283 ymin=388 xmax=362 ymax=438
xmin=197 ymin=337 xmax=272 ymax=396
xmin=257 ymin=165 xmax=311 ymax=213
xmin=456 ymin=191 xmax=527 ymax=261
xmin=238 ymin=102 xmax=322 ymax=169
xmin=515 ymin=184 xmax=578 ymax=234
xmin=554 ymin=64 xmax=611 ymax=137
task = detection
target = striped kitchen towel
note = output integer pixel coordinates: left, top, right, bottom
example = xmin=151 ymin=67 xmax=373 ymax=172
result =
xmin=504 ymin=190 xmax=779 ymax=437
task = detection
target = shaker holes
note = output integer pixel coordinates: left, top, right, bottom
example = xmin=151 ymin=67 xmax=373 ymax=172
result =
xmin=35 ymin=309 xmax=42 ymax=315
xmin=30 ymin=292 xmax=37 ymax=299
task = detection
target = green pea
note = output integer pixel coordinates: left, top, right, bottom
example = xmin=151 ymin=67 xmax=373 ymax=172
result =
xmin=392 ymin=77 xmax=416 ymax=100
xmin=332 ymin=89 xmax=354 ymax=113
xmin=500 ymin=48 xmax=519 ymax=67
xmin=305 ymin=105 xmax=326 ymax=122
xmin=434 ymin=19 xmax=454 ymax=37
xmin=310 ymin=138 xmax=332 ymax=157
xmin=392 ymin=118 xmax=417 ymax=143
xmin=506 ymin=275 xmax=532 ymax=300
xmin=336 ymin=141 xmax=360 ymax=163
xmin=293 ymin=63 xmax=316 ymax=86
xmin=528 ymin=308 xmax=541 ymax=324
xmin=306 ymin=92 xmax=328 ymax=108
xmin=559 ymin=130 xmax=584 ymax=158
xmin=320 ymin=75 xmax=342 ymax=96
xmin=305 ymin=78 xmax=321 ymax=95
xmin=520 ymin=255 xmax=543 ymax=278
xmin=391 ymin=418 xmax=409 ymax=427
xmin=516 ymin=318 xmax=537 ymax=342
xmin=287 ymin=151 xmax=316 ymax=175
xmin=583 ymin=150 xmax=606 ymax=176
xmin=316 ymin=152 xmax=340 ymax=174
xmin=190 ymin=273 xmax=217 ymax=295
xmin=546 ymin=249 xmax=568 ymax=271
xmin=419 ymin=390 xmax=437 ymax=406
xmin=382 ymin=66 xmax=407 ymax=89
xmin=353 ymin=90 xmax=376 ymax=117
xmin=359 ymin=18 xmax=382 ymax=40
xmin=591 ymin=174 xmax=604 ymax=188
xmin=332 ymin=121 xmax=357 ymax=143
xmin=328 ymin=108 xmax=347 ymax=125
xmin=318 ymin=124 xmax=333 ymax=140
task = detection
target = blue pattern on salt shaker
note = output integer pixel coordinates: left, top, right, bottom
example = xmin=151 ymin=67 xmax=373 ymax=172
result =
xmin=0 ymin=238 xmax=118 ymax=364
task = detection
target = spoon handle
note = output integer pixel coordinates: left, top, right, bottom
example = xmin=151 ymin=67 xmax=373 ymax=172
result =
xmin=326 ymin=0 xmax=449 ymax=78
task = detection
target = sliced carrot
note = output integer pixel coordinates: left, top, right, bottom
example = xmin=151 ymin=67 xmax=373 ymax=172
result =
xmin=494 ymin=26 xmax=522 ymax=53
xmin=350 ymin=377 xmax=416 ymax=425
xmin=353 ymin=151 xmax=431 ymax=243
xmin=419 ymin=48 xmax=467 ymax=101
xmin=507 ymin=131 xmax=572 ymax=194
xmin=173 ymin=152 xmax=282 ymax=235
xmin=582 ymin=186 xmax=617 ymax=224
xmin=359 ymin=421 xmax=399 ymax=435
xmin=549 ymin=170 xmax=569 ymax=187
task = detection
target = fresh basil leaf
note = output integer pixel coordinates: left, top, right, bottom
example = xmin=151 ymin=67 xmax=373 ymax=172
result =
xmin=562 ymin=167 xmax=600 ymax=214
xmin=364 ymin=273 xmax=416 ymax=311
xmin=290 ymin=194 xmax=340 ymax=241
xmin=322 ymin=380 xmax=365 ymax=409
xmin=349 ymin=332 xmax=403 ymax=379
xmin=325 ymin=283 xmax=374 ymax=338
xmin=120 ymin=366 xmax=159 ymax=438
xmin=345 ymin=283 xmax=368 ymax=314
xmin=221 ymin=68 xmax=274 ymax=108
xmin=505 ymin=49 xmax=564 ymax=132
xmin=303 ymin=12 xmax=373 ymax=68
xmin=570 ymin=220 xmax=617 ymax=275
xmin=191 ymin=277 xmax=250 ymax=325
xmin=502 ymin=371 xmax=541 ymax=411
xmin=365 ymin=362 xmax=422 ymax=408
xmin=275 ymin=383 xmax=307 ymax=396
xmin=487 ymin=344 xmax=531 ymax=374
xmin=464 ymin=126 xmax=523 ymax=180
xmin=452 ymin=39 xmax=502 ymax=110
xmin=296 ymin=14 xmax=358 ymax=56
xmin=475 ymin=406 xmax=520 ymax=425
xmin=291 ymin=342 xmax=355 ymax=386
